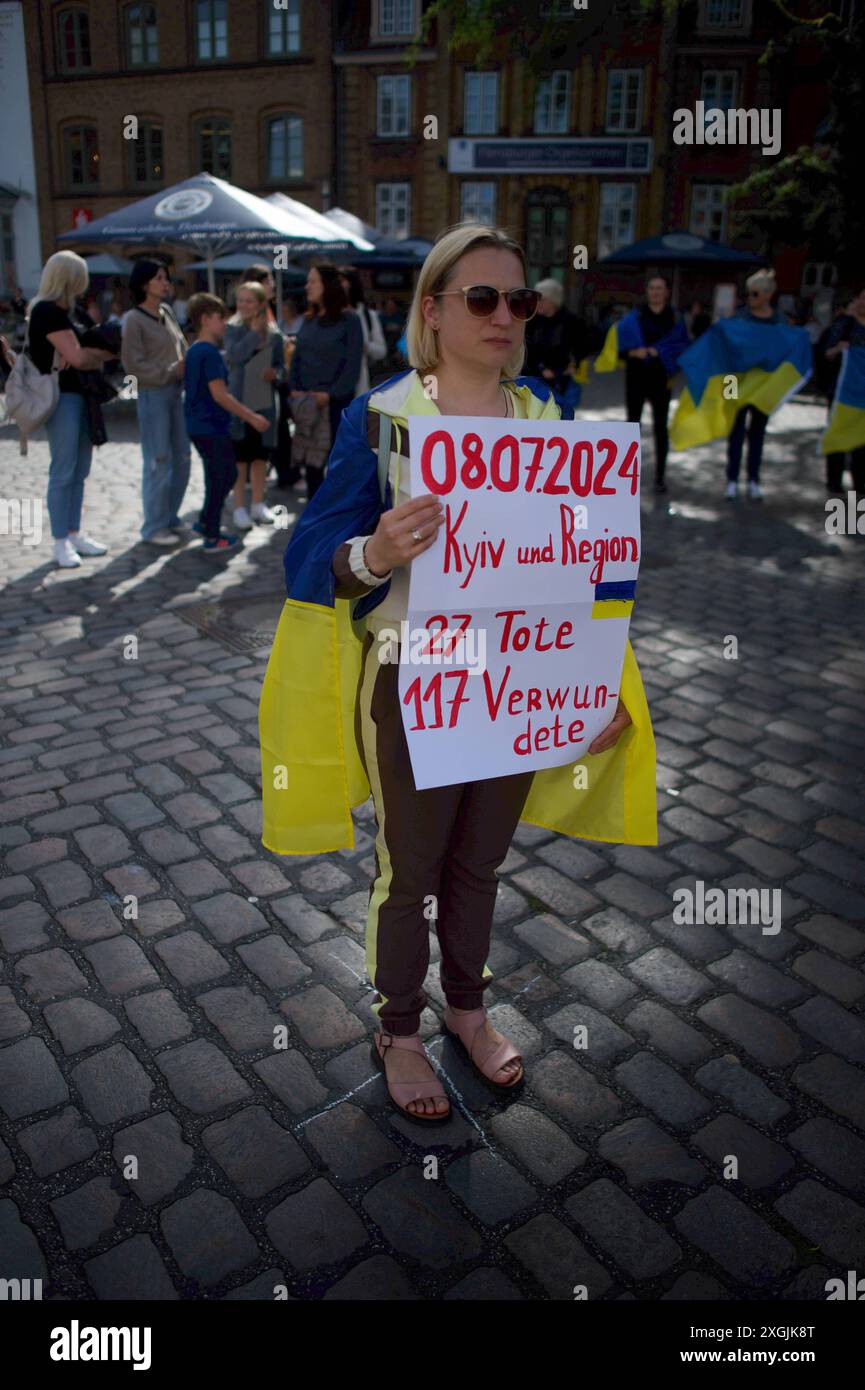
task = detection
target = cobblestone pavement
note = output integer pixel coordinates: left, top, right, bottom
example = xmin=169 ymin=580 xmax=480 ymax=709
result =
xmin=1 ymin=377 xmax=864 ymax=1302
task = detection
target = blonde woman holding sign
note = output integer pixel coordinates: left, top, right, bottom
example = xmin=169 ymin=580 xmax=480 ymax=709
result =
xmin=259 ymin=223 xmax=656 ymax=1124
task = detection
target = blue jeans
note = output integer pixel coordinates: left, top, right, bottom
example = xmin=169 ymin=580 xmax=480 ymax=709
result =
xmin=190 ymin=434 xmax=237 ymax=539
xmin=45 ymin=392 xmax=93 ymax=539
xmin=138 ymin=382 xmax=191 ymax=539
xmin=727 ymin=405 xmax=768 ymax=483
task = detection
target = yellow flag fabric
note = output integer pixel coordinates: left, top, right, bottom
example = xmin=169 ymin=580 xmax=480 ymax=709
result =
xmin=594 ymin=323 xmax=621 ymax=374
xmin=669 ymin=362 xmax=804 ymax=451
xmin=259 ymin=371 xmax=658 ymax=855
xmin=821 ymin=401 xmax=865 ymax=454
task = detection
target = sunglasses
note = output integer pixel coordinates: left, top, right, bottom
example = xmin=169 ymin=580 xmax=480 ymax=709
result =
xmin=747 ymin=290 xmax=762 ymax=298
xmin=434 ymin=284 xmax=541 ymax=321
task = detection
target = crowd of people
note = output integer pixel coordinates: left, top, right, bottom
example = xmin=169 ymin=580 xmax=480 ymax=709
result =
xmin=1 ymin=249 xmax=399 ymax=564
xmin=2 ymin=239 xmax=863 ymax=569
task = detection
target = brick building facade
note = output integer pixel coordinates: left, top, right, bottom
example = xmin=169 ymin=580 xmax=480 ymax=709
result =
xmin=19 ymin=0 xmax=831 ymax=314
xmin=22 ymin=0 xmax=334 ymax=274
xmin=332 ymin=0 xmax=828 ymax=314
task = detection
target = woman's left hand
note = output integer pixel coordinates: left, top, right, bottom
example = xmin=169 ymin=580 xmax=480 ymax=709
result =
xmin=261 ymin=367 xmax=278 ymax=381
xmin=314 ymin=391 xmax=329 ymax=407
xmin=587 ymin=698 xmax=632 ymax=754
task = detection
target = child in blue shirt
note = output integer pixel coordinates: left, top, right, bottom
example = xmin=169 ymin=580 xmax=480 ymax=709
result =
xmin=184 ymin=294 xmax=268 ymax=553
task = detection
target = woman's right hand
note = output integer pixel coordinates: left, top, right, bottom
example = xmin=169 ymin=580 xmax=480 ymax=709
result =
xmin=249 ymin=412 xmax=269 ymax=433
xmin=364 ymin=494 xmax=445 ymax=576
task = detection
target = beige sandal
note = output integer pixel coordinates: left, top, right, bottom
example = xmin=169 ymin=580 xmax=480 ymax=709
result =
xmin=371 ymin=1031 xmax=451 ymax=1125
xmin=443 ymin=1006 xmax=524 ymax=1091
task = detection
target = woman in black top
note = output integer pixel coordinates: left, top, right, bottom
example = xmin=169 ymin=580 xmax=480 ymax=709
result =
xmin=623 ymin=273 xmax=679 ymax=492
xmin=287 ymin=263 xmax=363 ymax=499
xmin=28 ymin=251 xmax=115 ymax=567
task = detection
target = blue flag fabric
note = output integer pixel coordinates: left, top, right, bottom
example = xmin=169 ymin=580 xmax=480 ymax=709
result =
xmin=821 ymin=344 xmax=865 ymax=454
xmin=596 ymin=309 xmax=689 ymax=376
xmin=679 ymin=317 xmax=812 ymax=408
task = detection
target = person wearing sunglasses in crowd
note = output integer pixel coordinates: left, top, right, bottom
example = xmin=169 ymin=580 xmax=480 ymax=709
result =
xmin=726 ymin=268 xmax=782 ymax=501
xmin=261 ymin=223 xmax=655 ymax=1124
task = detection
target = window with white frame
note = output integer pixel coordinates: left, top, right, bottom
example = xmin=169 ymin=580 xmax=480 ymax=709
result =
xmin=700 ymin=70 xmax=737 ymax=112
xmin=377 ymin=0 xmax=415 ymax=36
xmin=125 ymin=4 xmax=158 ymax=67
xmin=195 ymin=0 xmax=228 ymax=62
xmin=57 ymin=8 xmax=91 ymax=71
xmin=267 ymin=0 xmax=300 ymax=56
xmin=129 ymin=120 xmax=163 ymax=187
xmin=377 ymin=75 xmax=411 ymax=137
xmin=460 ymin=182 xmax=496 ymax=224
xmin=605 ymin=71 xmax=642 ymax=133
xmin=464 ymin=72 xmax=498 ymax=135
xmin=63 ymin=125 xmax=100 ymax=189
xmin=703 ymin=0 xmax=744 ymax=25
xmin=376 ymin=182 xmax=411 ymax=238
xmin=597 ymin=183 xmax=635 ymax=258
xmin=266 ymin=115 xmax=303 ymax=180
xmin=535 ymin=71 xmax=570 ymax=134
xmin=196 ymin=117 xmax=232 ymax=179
xmin=690 ymin=184 xmax=727 ymax=241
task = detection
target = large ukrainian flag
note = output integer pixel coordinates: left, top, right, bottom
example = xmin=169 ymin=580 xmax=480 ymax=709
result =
xmin=259 ymin=372 xmax=658 ymax=855
xmin=820 ymin=345 xmax=865 ymax=455
xmin=594 ymin=309 xmax=689 ymax=376
xmin=670 ymin=317 xmax=812 ymax=450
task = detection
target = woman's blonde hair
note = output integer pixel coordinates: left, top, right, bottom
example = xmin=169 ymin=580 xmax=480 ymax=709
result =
xmin=230 ymin=280 xmax=268 ymax=326
xmin=406 ymin=222 xmax=530 ymax=381
xmin=746 ymin=267 xmax=776 ymax=294
xmin=30 ymin=250 xmax=89 ymax=313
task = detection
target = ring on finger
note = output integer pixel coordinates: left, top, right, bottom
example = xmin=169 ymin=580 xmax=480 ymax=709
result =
xmin=411 ymin=527 xmax=423 ymax=542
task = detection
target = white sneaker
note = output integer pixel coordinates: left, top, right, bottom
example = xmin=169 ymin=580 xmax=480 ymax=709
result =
xmin=233 ymin=506 xmax=253 ymax=530
xmin=53 ymin=538 xmax=82 ymax=568
xmin=69 ymin=532 xmax=108 ymax=556
xmin=747 ymin=481 xmax=763 ymax=500
xmin=147 ymin=528 xmax=182 ymax=546
xmin=724 ymin=481 xmax=738 ymax=500
xmin=250 ymin=502 xmax=275 ymax=524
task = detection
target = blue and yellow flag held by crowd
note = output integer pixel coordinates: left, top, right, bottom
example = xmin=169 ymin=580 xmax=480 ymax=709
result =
xmin=594 ymin=309 xmax=690 ymax=377
xmin=821 ymin=345 xmax=865 ymax=455
xmin=670 ymin=317 xmax=812 ymax=450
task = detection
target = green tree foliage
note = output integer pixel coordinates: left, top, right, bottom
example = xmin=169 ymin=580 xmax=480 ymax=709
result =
xmin=726 ymin=3 xmax=863 ymax=279
xmin=406 ymin=0 xmax=632 ymax=76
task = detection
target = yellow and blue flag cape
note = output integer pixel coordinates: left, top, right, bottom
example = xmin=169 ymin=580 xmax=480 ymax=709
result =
xmin=258 ymin=368 xmax=657 ymax=855
xmin=670 ymin=316 xmax=813 ymax=450
xmin=594 ymin=309 xmax=690 ymax=377
xmin=820 ymin=345 xmax=865 ymax=455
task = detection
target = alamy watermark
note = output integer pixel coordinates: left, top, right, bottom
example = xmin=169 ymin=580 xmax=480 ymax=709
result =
xmin=374 ymin=620 xmax=488 ymax=672
xmin=0 ymin=497 xmax=42 ymax=545
xmin=672 ymin=880 xmax=781 ymax=935
xmin=672 ymin=103 xmax=781 ymax=157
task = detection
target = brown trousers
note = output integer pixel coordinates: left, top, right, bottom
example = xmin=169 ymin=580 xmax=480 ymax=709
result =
xmin=355 ymin=632 xmax=534 ymax=1036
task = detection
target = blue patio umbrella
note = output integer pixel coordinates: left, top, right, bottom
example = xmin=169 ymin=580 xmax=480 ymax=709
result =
xmin=185 ymin=252 xmax=306 ymax=280
xmin=600 ymin=230 xmax=764 ymax=304
xmin=324 ymin=207 xmax=432 ymax=266
xmin=82 ymin=253 xmax=135 ymax=276
xmin=57 ymin=173 xmax=372 ymax=292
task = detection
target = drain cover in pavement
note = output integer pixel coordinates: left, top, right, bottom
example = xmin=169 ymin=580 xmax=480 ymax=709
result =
xmin=175 ymin=596 xmax=283 ymax=656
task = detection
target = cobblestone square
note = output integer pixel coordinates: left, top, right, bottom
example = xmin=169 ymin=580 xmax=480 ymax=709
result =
xmin=1 ymin=378 xmax=864 ymax=1301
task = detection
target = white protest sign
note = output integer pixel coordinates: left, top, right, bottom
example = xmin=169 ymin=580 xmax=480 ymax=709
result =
xmin=395 ymin=417 xmax=642 ymax=789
